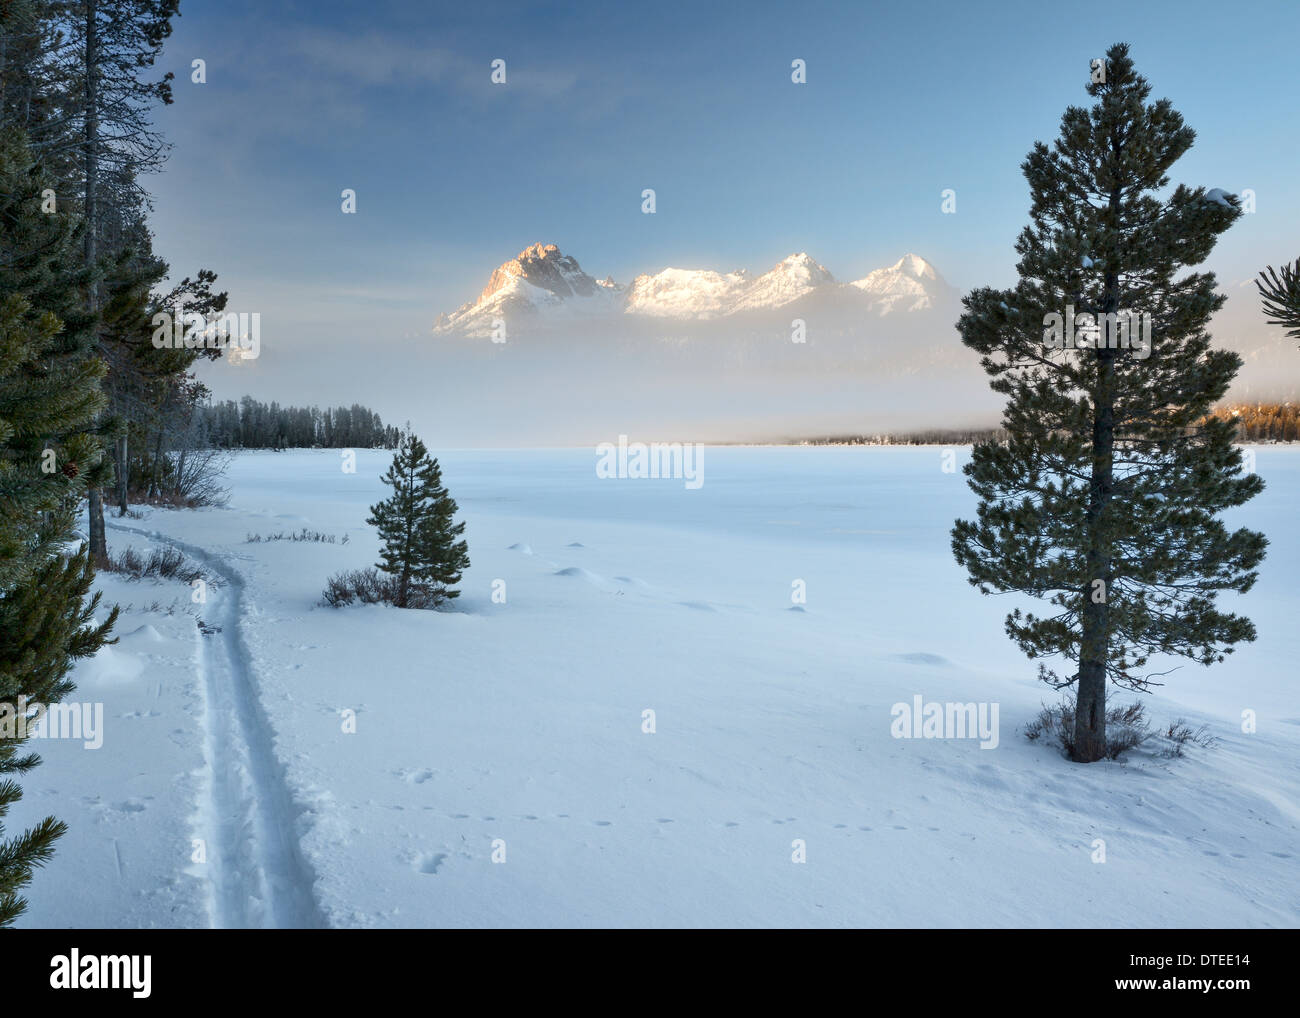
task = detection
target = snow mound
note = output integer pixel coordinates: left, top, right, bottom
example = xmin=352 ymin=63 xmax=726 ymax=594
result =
xmin=891 ymin=652 xmax=952 ymax=667
xmin=613 ymin=575 xmax=649 ymax=588
xmin=76 ymin=644 xmax=147 ymax=686
xmin=120 ymin=623 xmax=165 ymax=644
xmin=553 ymin=566 xmax=601 ymax=582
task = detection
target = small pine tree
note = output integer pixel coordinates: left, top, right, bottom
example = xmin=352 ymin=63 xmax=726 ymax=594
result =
xmin=366 ymin=428 xmax=469 ymax=608
xmin=952 ymin=44 xmax=1266 ymax=763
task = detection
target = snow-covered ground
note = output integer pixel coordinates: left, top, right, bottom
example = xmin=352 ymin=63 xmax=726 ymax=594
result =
xmin=15 ymin=447 xmax=1300 ymax=928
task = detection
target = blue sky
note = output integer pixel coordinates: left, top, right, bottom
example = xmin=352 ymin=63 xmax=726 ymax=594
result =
xmin=146 ymin=0 xmax=1299 ymax=404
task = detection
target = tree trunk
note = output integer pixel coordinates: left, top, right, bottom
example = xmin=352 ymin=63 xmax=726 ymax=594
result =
xmin=1076 ymin=352 xmax=1115 ymax=762
xmin=83 ymin=0 xmax=97 ymax=273
xmin=88 ymin=488 xmax=106 ymax=564
xmin=116 ymin=434 xmax=128 ymax=513
xmin=83 ymin=0 xmax=108 ymax=558
xmin=1073 ymin=175 xmax=1122 ymax=763
xmin=150 ymin=427 xmax=164 ymax=497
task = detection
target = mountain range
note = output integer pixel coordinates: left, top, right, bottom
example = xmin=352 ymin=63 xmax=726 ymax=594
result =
xmin=433 ymin=243 xmax=958 ymax=336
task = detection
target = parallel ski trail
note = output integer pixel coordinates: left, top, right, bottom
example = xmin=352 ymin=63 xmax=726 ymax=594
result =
xmin=108 ymin=521 xmax=325 ymax=929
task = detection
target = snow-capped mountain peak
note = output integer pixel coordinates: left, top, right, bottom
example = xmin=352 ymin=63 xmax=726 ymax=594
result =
xmin=729 ymin=252 xmax=836 ymax=313
xmin=480 ymin=242 xmax=604 ymax=302
xmin=624 ymin=265 xmax=752 ymax=319
xmin=850 ymin=253 xmax=947 ymax=314
xmin=894 ymin=253 xmax=937 ymax=280
xmin=434 ymin=243 xmax=623 ymax=335
xmin=625 ymin=252 xmax=836 ymax=319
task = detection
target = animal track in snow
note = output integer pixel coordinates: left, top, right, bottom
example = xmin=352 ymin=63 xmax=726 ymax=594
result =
xmin=415 ymin=852 xmax=447 ymax=874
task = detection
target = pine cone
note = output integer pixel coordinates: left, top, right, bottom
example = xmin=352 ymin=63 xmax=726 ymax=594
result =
xmin=61 ymin=461 xmax=78 ymax=478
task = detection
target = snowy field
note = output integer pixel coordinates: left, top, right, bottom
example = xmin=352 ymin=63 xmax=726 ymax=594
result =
xmin=15 ymin=446 xmax=1300 ymax=928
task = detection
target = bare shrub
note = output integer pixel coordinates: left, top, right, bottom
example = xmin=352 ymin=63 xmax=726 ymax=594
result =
xmin=101 ymin=545 xmax=205 ymax=585
xmin=167 ymin=444 xmax=232 ymax=507
xmin=1104 ymin=701 xmax=1151 ymax=759
xmin=1161 ymin=720 xmax=1219 ymax=757
xmin=401 ymin=582 xmax=451 ymax=610
xmin=138 ymin=414 xmax=232 ymax=508
xmin=322 ymin=567 xmax=391 ymax=607
xmin=248 ymin=529 xmax=346 ymax=544
xmin=321 ymin=568 xmax=447 ymax=609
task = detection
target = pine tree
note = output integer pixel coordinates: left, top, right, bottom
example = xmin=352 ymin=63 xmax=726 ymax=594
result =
xmin=1256 ymin=258 xmax=1300 ymax=346
xmin=366 ymin=429 xmax=469 ymax=609
xmin=952 ymin=44 xmax=1267 ymax=763
xmin=0 ymin=127 xmax=117 ymax=926
xmin=34 ymin=0 xmax=181 ymax=557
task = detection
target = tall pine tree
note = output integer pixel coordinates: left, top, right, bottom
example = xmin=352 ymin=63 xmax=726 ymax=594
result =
xmin=366 ymin=428 xmax=469 ymax=609
xmin=0 ymin=127 xmax=117 ymax=926
xmin=42 ymin=0 xmax=181 ymax=557
xmin=952 ymin=44 xmax=1266 ymax=762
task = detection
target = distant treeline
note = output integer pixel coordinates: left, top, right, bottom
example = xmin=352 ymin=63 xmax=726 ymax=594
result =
xmin=1212 ymin=403 xmax=1300 ymax=442
xmin=795 ymin=427 xmax=1010 ymax=446
xmin=795 ymin=404 xmax=1300 ymax=447
xmin=197 ymin=398 xmax=400 ymax=449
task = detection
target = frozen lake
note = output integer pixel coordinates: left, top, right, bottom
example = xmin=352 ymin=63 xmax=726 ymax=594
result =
xmin=17 ymin=446 xmax=1300 ymax=927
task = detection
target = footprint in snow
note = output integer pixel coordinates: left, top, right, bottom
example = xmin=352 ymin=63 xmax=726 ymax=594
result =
xmin=415 ymin=853 xmax=447 ymax=875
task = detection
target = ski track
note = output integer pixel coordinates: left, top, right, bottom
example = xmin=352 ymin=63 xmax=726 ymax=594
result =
xmin=108 ymin=521 xmax=326 ymax=929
